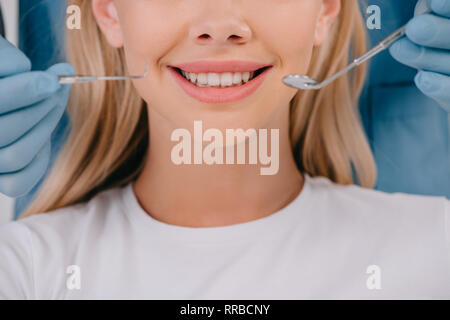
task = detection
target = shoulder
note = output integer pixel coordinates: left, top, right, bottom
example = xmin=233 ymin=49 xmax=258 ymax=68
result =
xmin=305 ymin=174 xmax=448 ymax=218
xmin=1 ymin=186 xmax=123 ymax=244
xmin=18 ymin=188 xmax=123 ymax=230
xmin=6 ymin=185 xmax=133 ymax=254
xmin=15 ymin=185 xmax=128 ymax=238
xmin=0 ymin=184 xmax=127 ymax=241
xmin=303 ymin=175 xmax=450 ymax=292
xmin=304 ymin=175 xmax=450 ymax=250
xmin=0 ymin=185 xmax=129 ymax=299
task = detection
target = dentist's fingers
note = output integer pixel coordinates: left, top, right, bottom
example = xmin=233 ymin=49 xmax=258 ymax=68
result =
xmin=389 ymin=38 xmax=450 ymax=75
xmin=415 ymin=71 xmax=450 ymax=112
xmin=406 ymin=13 xmax=450 ymax=50
xmin=0 ymin=63 xmax=74 ymax=147
xmin=0 ymin=87 xmax=68 ymax=147
xmin=46 ymin=63 xmax=74 ymax=79
xmin=430 ymin=0 xmax=450 ymax=18
xmin=0 ymin=71 xmax=61 ymax=114
xmin=0 ymin=91 xmax=68 ymax=173
xmin=0 ymin=140 xmax=51 ymax=198
xmin=0 ymin=36 xmax=32 ymax=76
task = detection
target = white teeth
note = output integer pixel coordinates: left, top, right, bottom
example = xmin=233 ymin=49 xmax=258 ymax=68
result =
xmin=197 ymin=73 xmax=208 ymax=85
xmin=242 ymin=72 xmax=250 ymax=83
xmin=232 ymin=73 xmax=242 ymax=85
xmin=207 ymin=73 xmax=220 ymax=86
xmin=179 ymin=70 xmax=257 ymax=87
xmin=221 ymin=73 xmax=233 ymax=87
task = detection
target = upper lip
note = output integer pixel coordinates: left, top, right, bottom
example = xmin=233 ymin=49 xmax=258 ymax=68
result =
xmin=169 ymin=60 xmax=272 ymax=73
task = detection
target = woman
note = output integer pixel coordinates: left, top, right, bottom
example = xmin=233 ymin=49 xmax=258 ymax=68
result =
xmin=0 ymin=0 xmax=449 ymax=299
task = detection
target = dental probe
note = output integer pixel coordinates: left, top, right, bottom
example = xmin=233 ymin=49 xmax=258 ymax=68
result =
xmin=58 ymin=60 xmax=150 ymax=84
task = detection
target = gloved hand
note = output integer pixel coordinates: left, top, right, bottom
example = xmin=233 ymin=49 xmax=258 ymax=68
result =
xmin=0 ymin=36 xmax=73 ymax=197
xmin=390 ymin=0 xmax=450 ymax=112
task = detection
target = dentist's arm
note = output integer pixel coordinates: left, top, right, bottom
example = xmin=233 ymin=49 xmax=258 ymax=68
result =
xmin=0 ymin=36 xmax=73 ymax=197
xmin=390 ymin=0 xmax=450 ymax=112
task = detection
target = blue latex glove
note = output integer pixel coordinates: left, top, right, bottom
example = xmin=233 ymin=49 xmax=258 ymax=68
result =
xmin=0 ymin=36 xmax=73 ymax=197
xmin=390 ymin=0 xmax=450 ymax=112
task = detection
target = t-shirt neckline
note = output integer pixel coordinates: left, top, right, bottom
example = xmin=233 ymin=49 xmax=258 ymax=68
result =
xmin=120 ymin=174 xmax=314 ymax=244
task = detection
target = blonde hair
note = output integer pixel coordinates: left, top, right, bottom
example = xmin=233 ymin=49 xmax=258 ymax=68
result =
xmin=22 ymin=0 xmax=376 ymax=217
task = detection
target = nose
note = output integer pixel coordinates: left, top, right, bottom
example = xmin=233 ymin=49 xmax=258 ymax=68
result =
xmin=188 ymin=3 xmax=252 ymax=46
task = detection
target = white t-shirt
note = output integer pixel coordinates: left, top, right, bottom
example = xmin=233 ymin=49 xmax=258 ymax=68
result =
xmin=0 ymin=175 xmax=449 ymax=300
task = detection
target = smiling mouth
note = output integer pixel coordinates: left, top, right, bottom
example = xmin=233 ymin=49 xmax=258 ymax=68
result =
xmin=170 ymin=66 xmax=272 ymax=88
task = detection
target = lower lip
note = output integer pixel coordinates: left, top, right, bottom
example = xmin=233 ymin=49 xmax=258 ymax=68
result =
xmin=168 ymin=67 xmax=272 ymax=104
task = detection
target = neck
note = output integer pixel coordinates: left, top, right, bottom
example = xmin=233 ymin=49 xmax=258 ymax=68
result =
xmin=134 ymin=107 xmax=304 ymax=228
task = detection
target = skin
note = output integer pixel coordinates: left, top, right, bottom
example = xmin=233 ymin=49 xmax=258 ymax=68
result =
xmin=92 ymin=0 xmax=340 ymax=228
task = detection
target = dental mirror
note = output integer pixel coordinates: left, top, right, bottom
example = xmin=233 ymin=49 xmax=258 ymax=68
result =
xmin=283 ymin=2 xmax=431 ymax=91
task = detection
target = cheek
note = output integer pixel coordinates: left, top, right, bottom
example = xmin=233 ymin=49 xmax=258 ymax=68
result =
xmin=114 ymin=2 xmax=182 ymax=74
xmin=253 ymin=1 xmax=320 ymax=72
xmin=114 ymin=1 xmax=186 ymax=109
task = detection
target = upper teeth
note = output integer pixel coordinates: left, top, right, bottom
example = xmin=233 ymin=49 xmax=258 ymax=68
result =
xmin=180 ymin=70 xmax=255 ymax=87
